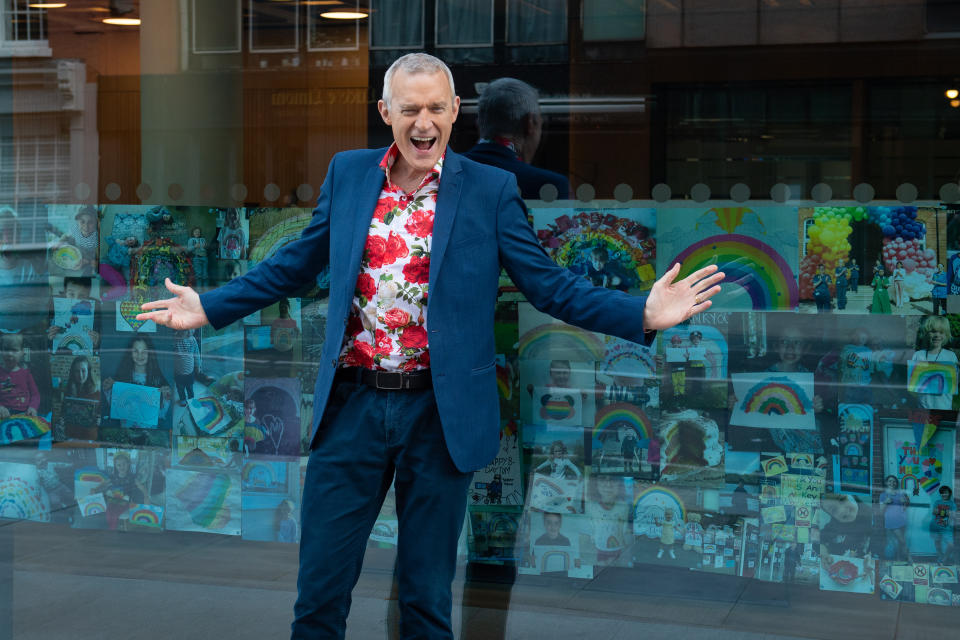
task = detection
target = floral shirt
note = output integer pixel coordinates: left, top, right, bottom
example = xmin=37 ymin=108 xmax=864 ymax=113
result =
xmin=338 ymin=144 xmax=441 ymax=371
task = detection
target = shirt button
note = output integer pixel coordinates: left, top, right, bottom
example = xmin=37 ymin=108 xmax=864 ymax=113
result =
xmin=331 ymin=359 xmax=337 ymax=368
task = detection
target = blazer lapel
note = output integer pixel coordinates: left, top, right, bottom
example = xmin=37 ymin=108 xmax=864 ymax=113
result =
xmin=345 ymin=161 xmax=386 ymax=287
xmin=429 ymin=149 xmax=463 ymax=294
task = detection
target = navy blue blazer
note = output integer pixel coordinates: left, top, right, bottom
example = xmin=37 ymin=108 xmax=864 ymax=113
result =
xmin=463 ymin=142 xmax=570 ymax=200
xmin=201 ymin=148 xmax=650 ymax=472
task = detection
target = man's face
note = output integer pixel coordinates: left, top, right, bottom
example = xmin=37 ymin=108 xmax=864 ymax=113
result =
xmin=378 ymin=69 xmax=459 ymax=176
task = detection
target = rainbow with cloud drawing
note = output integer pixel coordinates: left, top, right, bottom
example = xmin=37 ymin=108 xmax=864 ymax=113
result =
xmin=593 ymin=403 xmax=652 ymax=446
xmin=907 ymin=361 xmax=958 ymax=396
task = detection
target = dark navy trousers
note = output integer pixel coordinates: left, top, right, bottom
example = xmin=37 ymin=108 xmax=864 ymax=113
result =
xmin=292 ymin=380 xmax=473 ymax=639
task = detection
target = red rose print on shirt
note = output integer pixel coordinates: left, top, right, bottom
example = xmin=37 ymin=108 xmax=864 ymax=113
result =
xmin=374 ymin=329 xmax=393 ymax=357
xmin=365 ymin=235 xmax=387 ymax=269
xmin=384 ymin=231 xmax=409 ymax=265
xmin=404 ymin=208 xmax=434 ymax=238
xmin=384 ymin=308 xmax=411 ymax=329
xmin=402 ymin=255 xmax=431 ymax=284
xmin=373 ymin=197 xmax=399 ymax=223
xmin=345 ymin=314 xmax=363 ymax=338
xmin=356 ymin=272 xmax=376 ymax=300
xmin=344 ymin=341 xmax=375 ymax=369
xmin=398 ymin=325 xmax=428 ymax=350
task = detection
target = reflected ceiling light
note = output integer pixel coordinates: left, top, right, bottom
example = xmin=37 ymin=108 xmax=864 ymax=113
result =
xmin=951 ymin=99 xmax=960 ymax=108
xmin=320 ymin=11 xmax=368 ymax=19
xmin=947 ymin=89 xmax=959 ymax=100
xmin=102 ymin=17 xmax=140 ymax=25
xmin=28 ymin=3 xmax=67 ymax=7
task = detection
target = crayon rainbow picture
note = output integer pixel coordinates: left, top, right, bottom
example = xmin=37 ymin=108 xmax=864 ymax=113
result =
xmin=128 ymin=504 xmax=164 ymax=528
xmin=78 ymin=493 xmax=106 ymax=517
xmin=907 ymin=361 xmax=958 ymax=396
xmin=730 ymin=373 xmax=815 ymax=430
xmin=0 ymin=415 xmax=51 ymax=445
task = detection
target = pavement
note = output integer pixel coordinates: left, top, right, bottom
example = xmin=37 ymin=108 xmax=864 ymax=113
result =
xmin=3 ymin=520 xmax=958 ymax=639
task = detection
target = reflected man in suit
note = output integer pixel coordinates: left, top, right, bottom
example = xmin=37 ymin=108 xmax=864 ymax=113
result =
xmin=464 ymin=78 xmax=570 ymax=200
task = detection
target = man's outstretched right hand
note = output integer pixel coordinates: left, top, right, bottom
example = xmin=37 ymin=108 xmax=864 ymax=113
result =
xmin=137 ymin=277 xmax=210 ymax=330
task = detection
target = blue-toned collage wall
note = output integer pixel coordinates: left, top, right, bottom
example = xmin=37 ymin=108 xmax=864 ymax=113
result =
xmin=2 ymin=198 xmax=959 ymax=609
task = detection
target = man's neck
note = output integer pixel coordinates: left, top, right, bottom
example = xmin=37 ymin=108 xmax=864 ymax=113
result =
xmin=389 ymin=154 xmax=429 ymax=194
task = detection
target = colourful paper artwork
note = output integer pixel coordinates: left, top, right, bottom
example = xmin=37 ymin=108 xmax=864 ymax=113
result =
xmin=0 ymin=463 xmax=50 ymax=522
xmin=896 ymin=440 xmax=945 ymax=495
xmin=187 ymin=396 xmax=232 ymax=436
xmin=730 ymin=372 xmax=815 ymax=430
xmin=128 ymin=503 xmax=164 ymax=528
xmin=77 ymin=492 xmax=106 ymax=518
xmin=632 ymin=484 xmax=686 ymax=539
xmin=531 ymin=207 xmax=657 ymax=291
xmin=0 ymin=414 xmax=51 ymax=445
xmin=762 ymin=455 xmax=788 ymax=477
xmin=657 ymin=206 xmax=799 ymax=311
xmin=880 ymin=575 xmax=903 ymax=599
xmin=820 ymin=555 xmax=875 ymax=594
xmin=51 ymin=297 xmax=95 ymax=353
xmin=249 ymin=209 xmax=311 ymax=264
xmin=907 ymin=360 xmax=958 ymax=395
xmin=165 ymin=468 xmax=241 ymax=535
xmin=932 ymin=565 xmax=958 ymax=584
xmin=837 ymin=404 xmax=873 ymax=495
xmin=518 ymin=304 xmax=605 ymax=361
xmin=109 ymin=381 xmax=161 ymax=428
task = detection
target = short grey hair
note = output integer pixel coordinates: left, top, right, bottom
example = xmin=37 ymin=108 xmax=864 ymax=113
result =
xmin=382 ymin=53 xmax=456 ymax=107
xmin=477 ymin=78 xmax=539 ymax=139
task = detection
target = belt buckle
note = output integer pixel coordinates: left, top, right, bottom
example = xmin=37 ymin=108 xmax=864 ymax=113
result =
xmin=376 ymin=370 xmax=404 ymax=390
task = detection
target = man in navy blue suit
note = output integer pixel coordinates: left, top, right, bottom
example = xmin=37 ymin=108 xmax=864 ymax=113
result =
xmin=140 ymin=53 xmax=723 ymax=640
xmin=464 ymin=77 xmax=570 ymax=200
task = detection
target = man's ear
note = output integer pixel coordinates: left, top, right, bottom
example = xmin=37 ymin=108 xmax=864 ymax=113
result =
xmin=378 ymin=99 xmax=391 ymax=126
xmin=524 ymin=113 xmax=538 ymax=138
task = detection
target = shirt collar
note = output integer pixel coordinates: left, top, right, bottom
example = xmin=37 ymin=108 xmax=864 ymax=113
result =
xmin=379 ymin=142 xmax=445 ymax=192
xmin=477 ymin=136 xmax=523 ymax=162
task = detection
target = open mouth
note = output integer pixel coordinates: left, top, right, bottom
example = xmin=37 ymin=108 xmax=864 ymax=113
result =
xmin=411 ymin=136 xmax=436 ymax=151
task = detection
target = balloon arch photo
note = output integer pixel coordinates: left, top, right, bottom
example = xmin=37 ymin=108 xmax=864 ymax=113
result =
xmin=799 ymin=206 xmax=946 ymax=315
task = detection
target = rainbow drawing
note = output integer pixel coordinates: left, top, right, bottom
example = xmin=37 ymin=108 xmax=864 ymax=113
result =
xmin=52 ymin=244 xmax=82 ymax=270
xmin=187 ymin=397 xmax=230 ymax=435
xmin=603 ymin=348 xmax=656 ymax=377
xmin=879 ymin=576 xmax=902 ymax=599
xmin=249 ymin=212 xmax=312 ymax=264
xmin=540 ymin=398 xmax=575 ymax=421
xmin=844 ymin=443 xmax=863 ymax=457
xmin=56 ymin=334 xmax=90 ymax=354
xmin=175 ymin=472 xmax=233 ymax=530
xmin=907 ymin=361 xmax=958 ymax=396
xmin=632 ymin=485 xmax=686 ymax=521
xmin=932 ymin=566 xmax=958 ymax=584
xmin=488 ymin=513 xmax=518 ymax=535
xmin=899 ymin=473 xmax=919 ymax=491
xmin=241 ymin=461 xmax=277 ymax=488
xmin=927 ymin=588 xmax=952 ymax=606
xmin=500 ymin=420 xmax=517 ymax=440
xmin=0 ymin=415 xmax=51 ymax=445
xmin=0 ymin=472 xmax=48 ymax=521
xmin=518 ymin=324 xmax=605 ymax=361
xmin=593 ymin=403 xmax=653 ymax=444
xmin=75 ymin=469 xmax=109 ymax=484
xmin=78 ymin=493 xmax=106 ymax=517
xmin=539 ymin=550 xmax=571 ymax=573
xmin=762 ymin=455 xmax=788 ymax=477
xmin=740 ymin=377 xmax=811 ymax=416
xmin=672 ymin=234 xmax=799 ymax=310
xmin=129 ymin=504 xmax=163 ymax=528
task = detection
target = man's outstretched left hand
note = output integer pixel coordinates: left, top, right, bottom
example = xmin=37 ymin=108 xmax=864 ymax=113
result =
xmin=643 ymin=263 xmax=725 ymax=331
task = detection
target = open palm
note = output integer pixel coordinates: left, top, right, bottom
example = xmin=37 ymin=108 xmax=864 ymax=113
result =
xmin=643 ymin=263 xmax=724 ymax=331
xmin=137 ymin=278 xmax=209 ymax=330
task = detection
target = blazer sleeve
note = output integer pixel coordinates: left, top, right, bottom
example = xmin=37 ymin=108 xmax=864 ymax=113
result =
xmin=200 ymin=156 xmax=337 ymax=329
xmin=494 ymin=173 xmax=653 ymax=346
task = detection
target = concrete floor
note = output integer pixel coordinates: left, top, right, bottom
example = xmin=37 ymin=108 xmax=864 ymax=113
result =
xmin=3 ymin=520 xmax=958 ymax=639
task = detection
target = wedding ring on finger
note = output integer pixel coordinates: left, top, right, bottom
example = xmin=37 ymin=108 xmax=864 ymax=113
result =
xmin=695 ymin=294 xmax=702 ymax=305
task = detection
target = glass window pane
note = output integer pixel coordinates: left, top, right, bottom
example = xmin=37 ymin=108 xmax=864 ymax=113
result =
xmin=370 ymin=0 xmax=423 ymax=48
xmin=507 ymin=0 xmax=567 ymax=44
xmin=436 ymin=0 xmax=493 ymax=47
xmin=583 ymin=0 xmax=646 ymax=41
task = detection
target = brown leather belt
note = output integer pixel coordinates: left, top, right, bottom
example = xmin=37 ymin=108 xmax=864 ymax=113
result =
xmin=335 ymin=366 xmax=432 ymax=391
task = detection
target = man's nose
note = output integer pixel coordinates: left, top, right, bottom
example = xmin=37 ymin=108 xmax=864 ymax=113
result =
xmin=414 ymin=109 xmax=431 ymax=130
